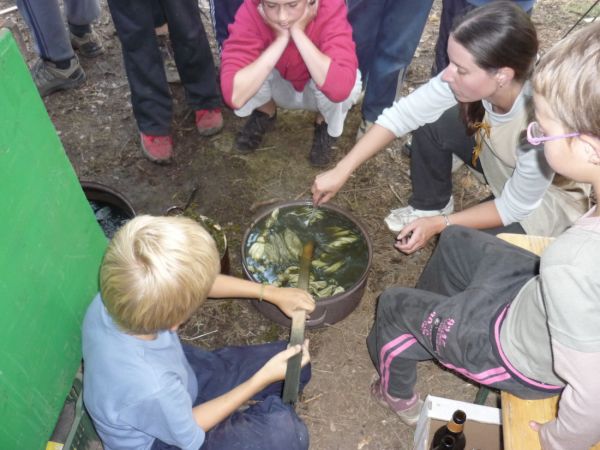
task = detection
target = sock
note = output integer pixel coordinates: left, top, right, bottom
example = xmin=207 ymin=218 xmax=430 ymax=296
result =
xmin=51 ymin=58 xmax=73 ymax=70
xmin=68 ymin=23 xmax=92 ymax=38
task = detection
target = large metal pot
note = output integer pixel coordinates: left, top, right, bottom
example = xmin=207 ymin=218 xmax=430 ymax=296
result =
xmin=241 ymin=200 xmax=373 ymax=328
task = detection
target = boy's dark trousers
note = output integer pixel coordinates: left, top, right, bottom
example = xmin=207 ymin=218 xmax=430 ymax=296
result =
xmin=151 ymin=341 xmax=310 ymax=450
xmin=367 ymin=226 xmax=562 ymax=400
xmin=106 ymin=0 xmax=222 ymax=136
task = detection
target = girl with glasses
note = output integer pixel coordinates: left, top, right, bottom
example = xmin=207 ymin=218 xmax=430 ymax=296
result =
xmin=367 ymin=21 xmax=600 ymax=449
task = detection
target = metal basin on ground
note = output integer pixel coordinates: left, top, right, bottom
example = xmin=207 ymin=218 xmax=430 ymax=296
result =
xmin=81 ymin=180 xmax=135 ymax=238
xmin=241 ymin=200 xmax=373 ymax=328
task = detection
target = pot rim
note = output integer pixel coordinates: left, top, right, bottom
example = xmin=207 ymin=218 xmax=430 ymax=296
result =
xmin=80 ymin=180 xmax=136 ymax=218
xmin=241 ymin=200 xmax=373 ymax=304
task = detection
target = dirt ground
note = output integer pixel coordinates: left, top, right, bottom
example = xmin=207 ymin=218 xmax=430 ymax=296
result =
xmin=2 ymin=0 xmax=597 ymax=448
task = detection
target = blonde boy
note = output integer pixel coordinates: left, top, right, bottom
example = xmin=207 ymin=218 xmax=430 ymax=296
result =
xmin=83 ymin=215 xmax=313 ymax=450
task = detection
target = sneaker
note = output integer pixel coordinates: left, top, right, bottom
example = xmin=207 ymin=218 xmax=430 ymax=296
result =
xmin=195 ymin=109 xmax=223 ymax=136
xmin=235 ymin=110 xmax=277 ymax=153
xmin=356 ymin=118 xmax=374 ymax=142
xmin=31 ymin=57 xmax=86 ymax=97
xmin=140 ymin=133 xmax=173 ymax=164
xmin=70 ymin=29 xmax=104 ymax=58
xmin=309 ymin=121 xmax=335 ymax=167
xmin=385 ymin=196 xmax=454 ymax=233
xmin=157 ymin=35 xmax=180 ymax=84
xmin=370 ymin=376 xmax=423 ymax=426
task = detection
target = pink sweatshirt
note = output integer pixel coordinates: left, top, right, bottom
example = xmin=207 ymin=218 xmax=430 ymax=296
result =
xmin=220 ymin=0 xmax=358 ymax=109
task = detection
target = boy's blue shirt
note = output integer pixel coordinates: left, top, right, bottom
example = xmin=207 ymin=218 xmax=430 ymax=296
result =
xmin=82 ymin=294 xmax=205 ymax=450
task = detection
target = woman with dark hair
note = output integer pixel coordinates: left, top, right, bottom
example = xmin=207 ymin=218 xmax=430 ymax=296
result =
xmin=311 ymin=1 xmax=589 ymax=254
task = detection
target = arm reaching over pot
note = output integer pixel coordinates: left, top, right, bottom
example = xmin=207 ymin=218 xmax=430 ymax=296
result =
xmin=209 ymin=274 xmax=315 ymax=317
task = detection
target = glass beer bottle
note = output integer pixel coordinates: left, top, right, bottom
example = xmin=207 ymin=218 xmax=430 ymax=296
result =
xmin=430 ymin=409 xmax=466 ymax=450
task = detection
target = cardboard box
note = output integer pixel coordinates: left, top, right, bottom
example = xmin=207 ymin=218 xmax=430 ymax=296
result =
xmin=413 ymin=395 xmax=502 ymax=450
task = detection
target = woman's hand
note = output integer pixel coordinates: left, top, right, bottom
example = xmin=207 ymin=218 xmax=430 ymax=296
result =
xmin=394 ymin=216 xmax=446 ymax=254
xmin=311 ymin=166 xmax=351 ymax=206
xmin=258 ymin=339 xmax=310 ymax=385
xmin=292 ymin=0 xmax=318 ymax=33
xmin=266 ymin=286 xmax=316 ymax=317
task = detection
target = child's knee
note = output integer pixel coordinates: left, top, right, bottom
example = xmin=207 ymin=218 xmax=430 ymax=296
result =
xmin=378 ymin=287 xmax=413 ymax=314
xmin=261 ymin=398 xmax=309 ymax=450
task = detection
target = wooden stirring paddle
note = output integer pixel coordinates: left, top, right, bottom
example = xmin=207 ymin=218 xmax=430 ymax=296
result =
xmin=282 ymin=240 xmax=314 ymax=404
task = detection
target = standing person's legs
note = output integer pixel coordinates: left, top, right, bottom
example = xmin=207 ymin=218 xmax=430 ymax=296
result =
xmin=161 ymin=0 xmax=223 ymax=135
xmin=209 ymin=0 xmax=244 ymax=50
xmin=347 ymin=0 xmax=383 ymax=91
xmin=359 ymin=0 xmax=433 ymax=124
xmin=17 ymin=0 xmax=92 ymax=96
xmin=17 ymin=0 xmax=75 ymax=62
xmin=432 ymin=0 xmax=472 ymax=76
xmin=107 ymin=0 xmax=171 ymax=136
xmin=64 ymin=0 xmax=103 ymax=58
xmin=161 ymin=0 xmax=221 ymax=111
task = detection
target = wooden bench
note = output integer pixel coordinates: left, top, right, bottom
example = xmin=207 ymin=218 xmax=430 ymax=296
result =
xmin=496 ymin=234 xmax=600 ymax=450
xmin=501 ymin=392 xmax=600 ymax=450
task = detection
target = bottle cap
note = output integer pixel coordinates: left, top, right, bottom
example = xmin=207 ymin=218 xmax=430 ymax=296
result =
xmin=452 ymin=409 xmax=467 ymax=425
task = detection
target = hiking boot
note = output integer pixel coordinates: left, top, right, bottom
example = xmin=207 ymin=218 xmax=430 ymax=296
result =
xmin=70 ymin=29 xmax=104 ymax=58
xmin=385 ymin=196 xmax=454 ymax=233
xmin=370 ymin=376 xmax=423 ymax=426
xmin=195 ymin=108 xmax=224 ymax=136
xmin=235 ymin=110 xmax=277 ymax=153
xmin=31 ymin=57 xmax=86 ymax=97
xmin=356 ymin=118 xmax=374 ymax=142
xmin=309 ymin=121 xmax=335 ymax=167
xmin=157 ymin=34 xmax=180 ymax=84
xmin=140 ymin=133 xmax=173 ymax=164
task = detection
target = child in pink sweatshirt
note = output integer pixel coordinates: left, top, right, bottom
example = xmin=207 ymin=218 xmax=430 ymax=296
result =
xmin=221 ymin=0 xmax=361 ymax=167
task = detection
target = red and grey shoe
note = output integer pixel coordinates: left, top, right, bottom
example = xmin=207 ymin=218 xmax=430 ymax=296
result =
xmin=140 ymin=133 xmax=173 ymax=164
xmin=195 ymin=108 xmax=224 ymax=136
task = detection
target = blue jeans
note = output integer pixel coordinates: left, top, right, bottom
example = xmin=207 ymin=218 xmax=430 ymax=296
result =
xmin=16 ymin=0 xmax=100 ymax=61
xmin=347 ymin=0 xmax=433 ymax=122
xmin=208 ymin=0 xmax=244 ymax=51
xmin=432 ymin=0 xmax=535 ymax=75
xmin=151 ymin=341 xmax=311 ymax=450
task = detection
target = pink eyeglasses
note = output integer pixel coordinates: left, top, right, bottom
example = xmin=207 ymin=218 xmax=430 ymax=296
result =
xmin=527 ymin=121 xmax=580 ymax=146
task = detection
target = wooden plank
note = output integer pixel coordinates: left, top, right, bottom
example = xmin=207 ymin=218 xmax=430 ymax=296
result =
xmin=501 ymin=392 xmax=600 ymax=450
